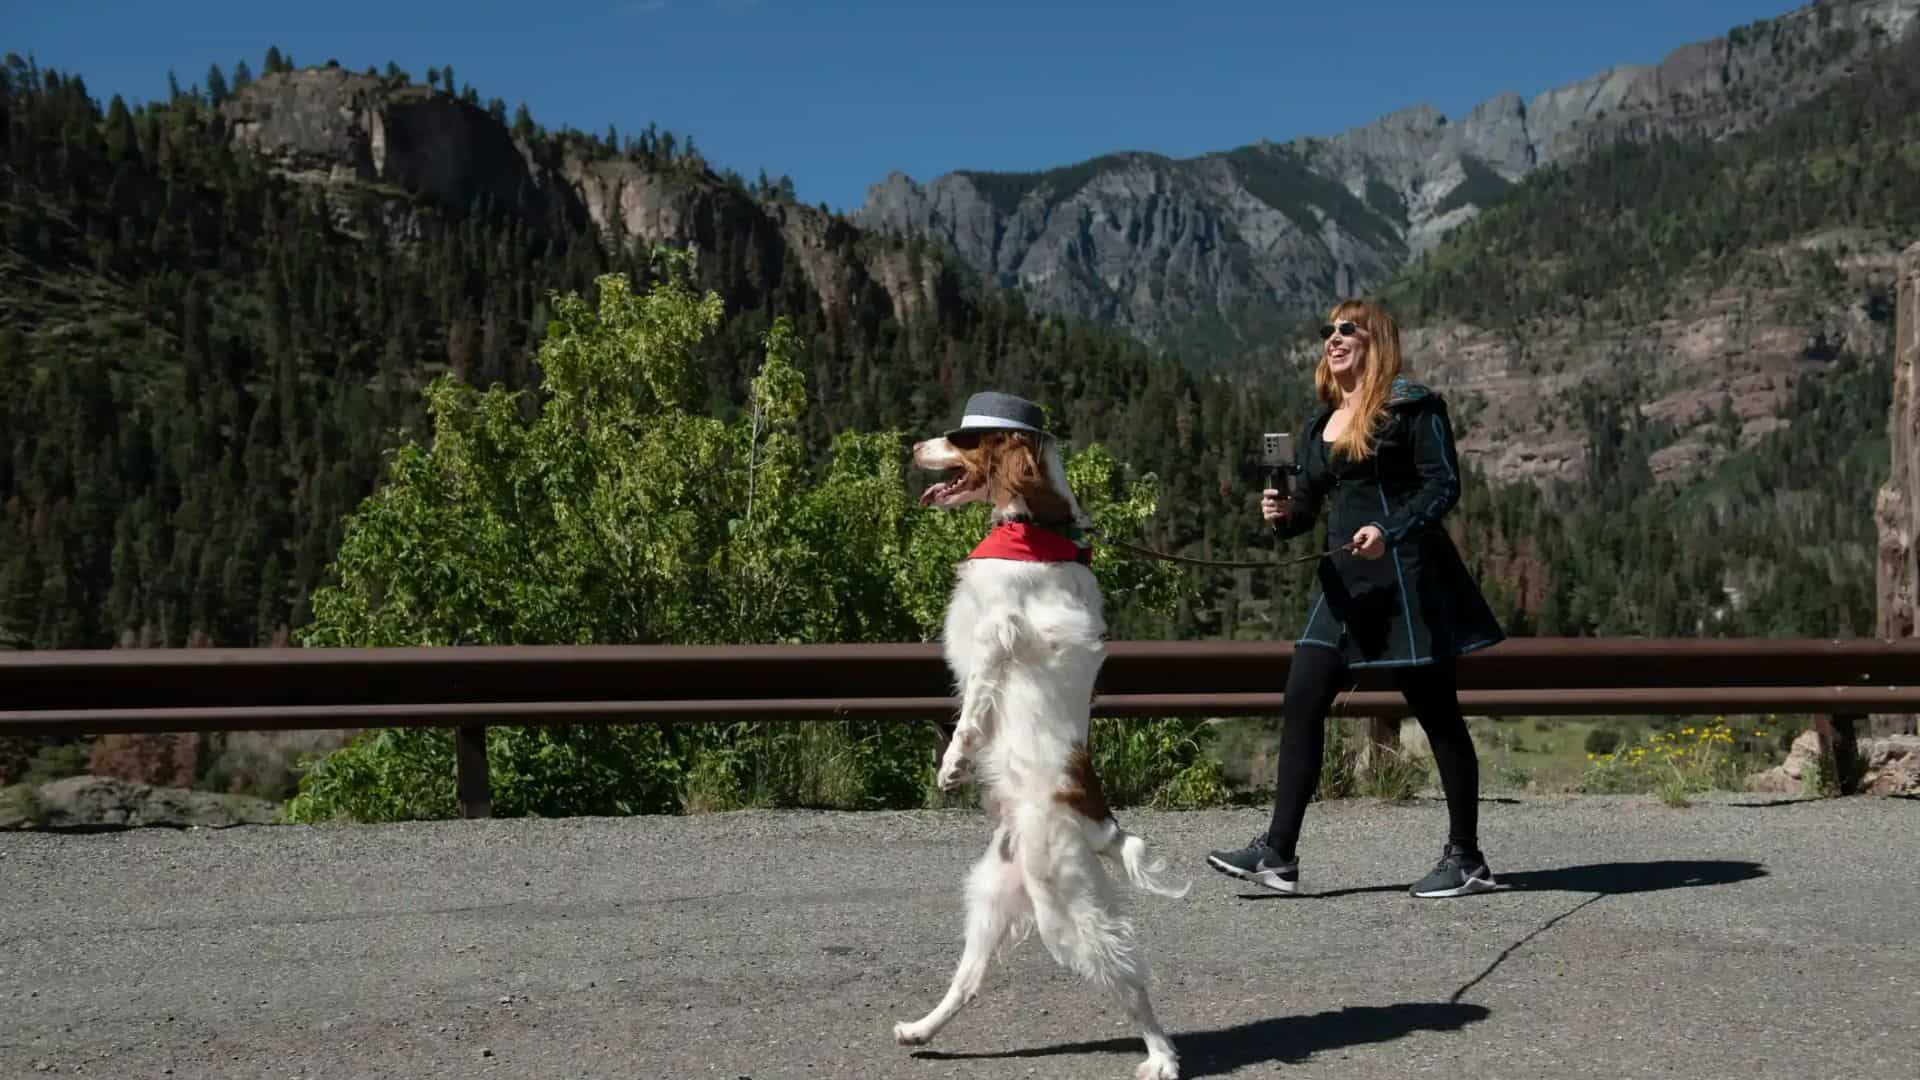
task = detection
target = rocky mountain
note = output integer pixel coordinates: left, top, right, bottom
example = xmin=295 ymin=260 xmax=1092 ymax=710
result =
xmin=854 ymin=0 xmax=1920 ymax=346
xmin=220 ymin=67 xmax=956 ymax=327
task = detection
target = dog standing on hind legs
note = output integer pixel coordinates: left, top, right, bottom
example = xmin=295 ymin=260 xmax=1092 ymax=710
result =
xmin=892 ymin=392 xmax=1190 ymax=1080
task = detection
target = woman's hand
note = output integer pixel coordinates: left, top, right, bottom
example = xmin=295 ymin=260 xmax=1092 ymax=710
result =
xmin=1349 ymin=525 xmax=1386 ymax=560
xmin=1261 ymin=488 xmax=1289 ymax=526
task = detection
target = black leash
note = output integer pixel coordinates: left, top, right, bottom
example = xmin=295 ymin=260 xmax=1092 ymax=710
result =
xmin=1086 ymin=526 xmax=1351 ymax=570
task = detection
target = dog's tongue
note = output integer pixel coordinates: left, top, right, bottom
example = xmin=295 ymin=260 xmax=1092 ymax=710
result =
xmin=919 ymin=482 xmax=947 ymax=507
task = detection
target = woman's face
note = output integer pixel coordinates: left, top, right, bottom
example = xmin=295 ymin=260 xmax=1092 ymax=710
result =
xmin=1322 ymin=316 xmax=1370 ymax=380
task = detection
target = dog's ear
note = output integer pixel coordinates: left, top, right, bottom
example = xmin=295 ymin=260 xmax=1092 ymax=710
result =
xmin=991 ymin=433 xmax=1073 ymax=521
xmin=987 ymin=434 xmax=1040 ymax=498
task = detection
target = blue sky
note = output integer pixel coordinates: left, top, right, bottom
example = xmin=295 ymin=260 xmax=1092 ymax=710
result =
xmin=16 ymin=0 xmax=1801 ymax=212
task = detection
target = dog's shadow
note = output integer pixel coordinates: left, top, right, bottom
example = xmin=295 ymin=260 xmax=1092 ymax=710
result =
xmin=1244 ymin=858 xmax=1768 ymax=900
xmin=912 ymin=1000 xmax=1490 ymax=1077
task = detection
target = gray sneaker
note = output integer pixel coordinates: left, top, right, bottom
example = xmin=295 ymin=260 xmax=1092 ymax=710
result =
xmin=1410 ymin=844 xmax=1497 ymax=898
xmin=1206 ymin=838 xmax=1302 ymax=895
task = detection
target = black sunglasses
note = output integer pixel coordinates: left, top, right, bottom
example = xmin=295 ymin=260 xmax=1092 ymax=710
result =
xmin=1318 ymin=321 xmax=1362 ymax=340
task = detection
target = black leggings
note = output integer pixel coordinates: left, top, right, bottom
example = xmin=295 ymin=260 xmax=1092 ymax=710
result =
xmin=1265 ymin=644 xmax=1481 ymax=860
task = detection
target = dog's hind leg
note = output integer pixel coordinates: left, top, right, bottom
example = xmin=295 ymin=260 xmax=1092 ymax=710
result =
xmin=1023 ymin=844 xmax=1179 ymax=1080
xmin=1111 ymin=971 xmax=1179 ymax=1080
xmin=893 ymin=829 xmax=1028 ymax=1047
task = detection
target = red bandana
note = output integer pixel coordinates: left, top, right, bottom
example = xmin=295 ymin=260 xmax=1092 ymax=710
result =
xmin=967 ymin=522 xmax=1092 ymax=565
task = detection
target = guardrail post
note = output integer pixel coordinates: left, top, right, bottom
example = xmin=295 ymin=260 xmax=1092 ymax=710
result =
xmin=1814 ymin=713 xmax=1863 ymax=796
xmin=455 ymin=724 xmax=492 ymax=818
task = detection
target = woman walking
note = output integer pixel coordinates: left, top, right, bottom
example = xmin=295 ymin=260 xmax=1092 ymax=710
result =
xmin=1205 ymin=299 xmax=1506 ymax=898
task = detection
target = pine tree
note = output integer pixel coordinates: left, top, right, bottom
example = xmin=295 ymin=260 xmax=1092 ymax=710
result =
xmin=103 ymin=95 xmax=136 ymax=165
xmin=232 ymin=59 xmax=253 ymax=89
xmin=263 ymin=46 xmax=284 ymax=75
xmin=205 ymin=64 xmax=229 ymax=105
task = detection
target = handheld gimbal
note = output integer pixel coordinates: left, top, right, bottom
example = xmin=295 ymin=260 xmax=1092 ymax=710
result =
xmin=1259 ymin=432 xmax=1300 ymax=497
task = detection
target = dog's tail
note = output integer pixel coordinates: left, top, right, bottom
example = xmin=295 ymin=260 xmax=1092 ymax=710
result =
xmin=1113 ymin=826 xmax=1191 ymax=900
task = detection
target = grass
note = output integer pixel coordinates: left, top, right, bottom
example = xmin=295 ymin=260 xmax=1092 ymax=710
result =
xmin=0 ymin=783 xmax=45 ymax=828
xmin=1206 ymin=714 xmax=1796 ymax=799
xmin=1362 ymin=746 xmax=1433 ymax=801
xmin=1578 ymin=721 xmax=1785 ymax=797
xmin=1470 ymin=716 xmax=1623 ymax=792
xmin=202 ymin=730 xmax=359 ymax=801
xmin=679 ymin=722 xmax=874 ymax=813
xmin=18 ymin=742 xmax=91 ymax=787
xmin=1209 ymin=716 xmax=1432 ymax=805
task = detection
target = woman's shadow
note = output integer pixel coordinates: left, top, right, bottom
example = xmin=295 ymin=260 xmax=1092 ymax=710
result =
xmin=1279 ymin=857 xmax=1769 ymax=899
xmin=918 ymin=860 xmax=1767 ymax=1075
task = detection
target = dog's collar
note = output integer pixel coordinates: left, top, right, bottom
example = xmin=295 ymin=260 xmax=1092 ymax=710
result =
xmin=993 ymin=512 xmax=1088 ymax=542
xmin=968 ymin=521 xmax=1092 ymax=565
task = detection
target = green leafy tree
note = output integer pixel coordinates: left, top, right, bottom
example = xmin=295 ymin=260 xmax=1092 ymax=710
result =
xmin=287 ymin=255 xmax=1197 ymax=821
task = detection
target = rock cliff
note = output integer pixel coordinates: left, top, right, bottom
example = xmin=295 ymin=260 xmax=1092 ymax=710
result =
xmin=220 ymin=70 xmax=948 ymax=332
xmin=222 ymin=68 xmax=570 ymax=232
xmin=1876 ymin=243 xmax=1919 ymax=731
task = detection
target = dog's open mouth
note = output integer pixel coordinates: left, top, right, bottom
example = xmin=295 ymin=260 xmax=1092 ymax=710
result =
xmin=920 ymin=471 xmax=976 ymax=508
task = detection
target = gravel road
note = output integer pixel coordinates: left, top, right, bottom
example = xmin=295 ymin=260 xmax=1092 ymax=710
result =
xmin=3 ymin=795 xmax=1915 ymax=1079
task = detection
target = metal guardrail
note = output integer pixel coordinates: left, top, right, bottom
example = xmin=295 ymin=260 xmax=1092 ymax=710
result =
xmin=4 ymin=638 xmax=1916 ymax=816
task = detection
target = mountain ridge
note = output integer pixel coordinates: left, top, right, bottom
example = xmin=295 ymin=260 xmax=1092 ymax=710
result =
xmin=855 ymin=0 xmax=1920 ymax=343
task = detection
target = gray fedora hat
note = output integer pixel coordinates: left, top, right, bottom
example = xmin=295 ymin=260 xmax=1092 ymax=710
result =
xmin=946 ymin=391 xmax=1049 ymax=440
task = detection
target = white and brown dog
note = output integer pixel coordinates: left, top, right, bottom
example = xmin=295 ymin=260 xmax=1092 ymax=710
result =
xmin=894 ymin=391 xmax=1188 ymax=1080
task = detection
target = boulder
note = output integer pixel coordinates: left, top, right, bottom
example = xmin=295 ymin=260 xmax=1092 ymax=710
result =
xmin=1745 ymin=730 xmax=1920 ymax=796
xmin=3 ymin=776 xmax=279 ymax=830
xmin=1745 ymin=730 xmax=1824 ymax=794
xmin=1861 ymin=734 xmax=1920 ymax=796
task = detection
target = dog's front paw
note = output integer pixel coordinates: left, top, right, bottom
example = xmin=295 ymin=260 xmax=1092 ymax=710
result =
xmin=893 ymin=1021 xmax=931 ymax=1046
xmin=1135 ymin=1054 xmax=1179 ymax=1080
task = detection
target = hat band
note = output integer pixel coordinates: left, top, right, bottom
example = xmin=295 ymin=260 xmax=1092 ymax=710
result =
xmin=959 ymin=414 xmax=1041 ymax=432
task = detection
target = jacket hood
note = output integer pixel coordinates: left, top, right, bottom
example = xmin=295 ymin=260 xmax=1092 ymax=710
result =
xmin=1386 ymin=378 xmax=1436 ymax=408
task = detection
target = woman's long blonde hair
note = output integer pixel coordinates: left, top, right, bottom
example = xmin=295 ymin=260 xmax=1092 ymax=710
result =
xmin=1314 ymin=298 xmax=1403 ymax=461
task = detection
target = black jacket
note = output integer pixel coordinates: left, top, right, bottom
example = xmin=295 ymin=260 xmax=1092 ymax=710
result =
xmin=1273 ymin=379 xmax=1505 ymax=668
